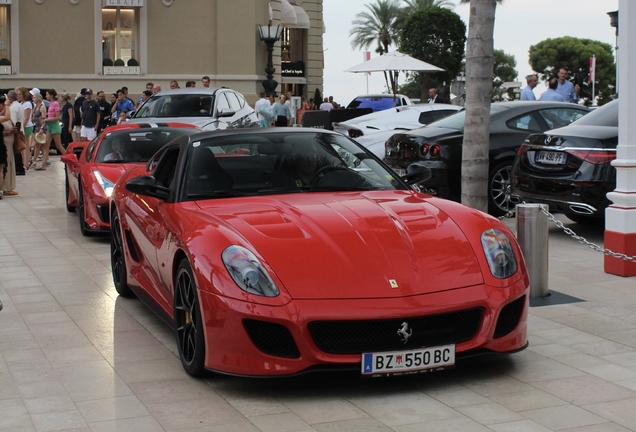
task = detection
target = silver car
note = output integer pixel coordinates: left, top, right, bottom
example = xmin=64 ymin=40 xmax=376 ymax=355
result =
xmin=129 ymin=87 xmax=258 ymax=131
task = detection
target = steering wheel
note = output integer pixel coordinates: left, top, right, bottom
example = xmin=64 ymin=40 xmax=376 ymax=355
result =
xmin=308 ymin=165 xmax=349 ymax=185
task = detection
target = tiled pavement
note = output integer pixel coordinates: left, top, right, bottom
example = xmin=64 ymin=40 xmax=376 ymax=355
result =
xmin=1 ymin=155 xmax=636 ymax=432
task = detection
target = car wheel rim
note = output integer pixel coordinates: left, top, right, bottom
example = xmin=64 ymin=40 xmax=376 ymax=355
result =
xmin=175 ymin=269 xmax=198 ymax=366
xmin=491 ymin=165 xmax=519 ymax=213
xmin=110 ymin=213 xmax=125 ymax=286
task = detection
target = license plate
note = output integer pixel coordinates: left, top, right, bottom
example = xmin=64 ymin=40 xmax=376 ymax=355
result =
xmin=392 ymin=168 xmax=406 ymax=177
xmin=361 ymin=344 xmax=455 ymax=377
xmin=536 ymin=151 xmax=566 ymax=164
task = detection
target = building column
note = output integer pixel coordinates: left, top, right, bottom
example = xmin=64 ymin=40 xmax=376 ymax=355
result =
xmin=605 ymin=0 xmax=636 ymax=276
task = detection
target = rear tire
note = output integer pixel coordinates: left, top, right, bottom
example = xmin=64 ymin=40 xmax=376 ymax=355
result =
xmin=488 ymin=161 xmax=519 ymax=217
xmin=110 ymin=208 xmax=134 ymax=297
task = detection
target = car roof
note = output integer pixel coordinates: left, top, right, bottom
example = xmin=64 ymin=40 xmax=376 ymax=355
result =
xmin=351 ymin=94 xmax=409 ymax=99
xmin=184 ymin=126 xmax=343 ymax=143
xmin=151 ymin=87 xmax=229 ymax=97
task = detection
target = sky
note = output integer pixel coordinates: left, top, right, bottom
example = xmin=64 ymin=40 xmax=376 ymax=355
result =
xmin=322 ymin=0 xmax=619 ymax=105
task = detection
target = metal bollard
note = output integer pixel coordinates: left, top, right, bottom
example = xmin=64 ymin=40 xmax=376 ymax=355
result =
xmin=515 ymin=204 xmax=549 ymax=298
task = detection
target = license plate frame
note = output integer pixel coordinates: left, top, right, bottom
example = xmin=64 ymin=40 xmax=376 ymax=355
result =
xmin=536 ymin=150 xmax=566 ymax=165
xmin=361 ymin=344 xmax=455 ymax=377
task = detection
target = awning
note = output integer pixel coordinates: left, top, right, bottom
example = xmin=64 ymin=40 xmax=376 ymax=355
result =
xmin=287 ymin=1 xmax=310 ymax=29
xmin=280 ymin=0 xmax=297 ymax=27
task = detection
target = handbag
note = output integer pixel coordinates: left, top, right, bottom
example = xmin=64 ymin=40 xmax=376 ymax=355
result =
xmin=11 ymin=120 xmax=27 ymax=153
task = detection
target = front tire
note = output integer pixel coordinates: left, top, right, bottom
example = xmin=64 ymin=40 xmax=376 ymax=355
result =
xmin=174 ymin=259 xmax=206 ymax=377
xmin=488 ymin=161 xmax=519 ymax=217
xmin=110 ymin=208 xmax=133 ymax=297
xmin=78 ymin=181 xmax=94 ymax=237
xmin=65 ymin=171 xmax=76 ymax=213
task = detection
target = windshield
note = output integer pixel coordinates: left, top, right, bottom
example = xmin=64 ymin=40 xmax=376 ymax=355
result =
xmin=425 ymin=104 xmax=508 ymax=130
xmin=185 ymin=132 xmax=408 ymax=199
xmin=133 ymin=94 xmax=215 ymax=118
xmin=347 ymin=97 xmax=403 ymax=111
xmin=95 ymin=128 xmax=198 ymax=163
xmin=570 ymin=99 xmax=618 ymax=127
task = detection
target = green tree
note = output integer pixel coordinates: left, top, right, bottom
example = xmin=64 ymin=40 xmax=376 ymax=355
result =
xmin=458 ymin=0 xmax=503 ymax=214
xmin=529 ymin=36 xmax=615 ymax=104
xmin=350 ymin=0 xmax=401 ymax=93
xmin=492 ymin=49 xmax=518 ymax=101
xmin=399 ymin=8 xmax=466 ymax=100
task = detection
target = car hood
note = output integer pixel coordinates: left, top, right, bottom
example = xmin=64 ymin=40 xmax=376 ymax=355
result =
xmin=90 ymin=162 xmax=143 ymax=184
xmin=195 ymin=191 xmax=484 ymax=299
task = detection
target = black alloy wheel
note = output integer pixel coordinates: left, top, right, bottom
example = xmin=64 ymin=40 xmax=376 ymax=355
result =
xmin=65 ymin=171 xmax=76 ymax=213
xmin=78 ymin=181 xmax=95 ymax=236
xmin=174 ymin=259 xmax=206 ymax=377
xmin=489 ymin=162 xmax=520 ymax=217
xmin=110 ymin=208 xmax=133 ymax=297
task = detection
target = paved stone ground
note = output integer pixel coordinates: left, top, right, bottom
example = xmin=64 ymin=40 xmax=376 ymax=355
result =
xmin=1 ymin=155 xmax=635 ymax=432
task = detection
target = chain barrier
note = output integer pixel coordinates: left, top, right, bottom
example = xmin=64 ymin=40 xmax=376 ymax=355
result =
xmin=498 ymin=204 xmax=636 ymax=263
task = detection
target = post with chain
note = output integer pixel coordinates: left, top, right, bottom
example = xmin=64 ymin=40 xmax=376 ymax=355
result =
xmin=515 ymin=204 xmax=549 ymax=298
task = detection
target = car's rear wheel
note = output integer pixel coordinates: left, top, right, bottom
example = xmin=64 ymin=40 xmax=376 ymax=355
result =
xmin=110 ymin=208 xmax=133 ymax=297
xmin=77 ymin=181 xmax=94 ymax=237
xmin=174 ymin=259 xmax=206 ymax=377
xmin=65 ymin=171 xmax=76 ymax=213
xmin=489 ymin=161 xmax=519 ymax=217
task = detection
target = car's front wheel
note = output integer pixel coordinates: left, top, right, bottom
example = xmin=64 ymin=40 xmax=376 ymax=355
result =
xmin=77 ymin=181 xmax=94 ymax=237
xmin=65 ymin=171 xmax=76 ymax=213
xmin=489 ymin=161 xmax=519 ymax=217
xmin=110 ymin=208 xmax=133 ymax=297
xmin=174 ymin=259 xmax=206 ymax=377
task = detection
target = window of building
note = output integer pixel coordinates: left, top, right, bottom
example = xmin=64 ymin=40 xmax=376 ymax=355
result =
xmin=102 ymin=7 xmax=138 ymax=66
xmin=0 ymin=6 xmax=11 ymax=65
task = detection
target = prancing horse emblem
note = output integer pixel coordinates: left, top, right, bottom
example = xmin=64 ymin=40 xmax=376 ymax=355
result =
xmin=397 ymin=322 xmax=412 ymax=344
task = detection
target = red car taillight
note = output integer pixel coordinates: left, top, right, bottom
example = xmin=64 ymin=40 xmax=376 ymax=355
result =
xmin=565 ymin=149 xmax=616 ymax=165
xmin=430 ymin=145 xmax=441 ymax=158
xmin=419 ymin=143 xmax=430 ymax=156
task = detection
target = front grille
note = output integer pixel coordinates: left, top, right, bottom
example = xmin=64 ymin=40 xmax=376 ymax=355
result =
xmin=243 ymin=319 xmax=300 ymax=359
xmin=494 ymin=296 xmax=525 ymax=339
xmin=308 ymin=308 xmax=483 ymax=354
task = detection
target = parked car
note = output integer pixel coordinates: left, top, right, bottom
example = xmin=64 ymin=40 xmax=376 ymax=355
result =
xmin=383 ymin=101 xmax=590 ymax=216
xmin=61 ymin=123 xmax=201 ymax=236
xmin=110 ymin=128 xmax=529 ymax=377
xmin=129 ymin=88 xmax=258 ymax=130
xmin=346 ymin=94 xmax=413 ymax=112
xmin=511 ymin=99 xmax=618 ymax=224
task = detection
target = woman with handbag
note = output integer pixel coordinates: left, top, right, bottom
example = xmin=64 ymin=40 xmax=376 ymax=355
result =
xmin=0 ymin=95 xmax=17 ymax=196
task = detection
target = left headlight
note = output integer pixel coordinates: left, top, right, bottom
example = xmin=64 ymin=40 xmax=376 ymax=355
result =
xmin=481 ymin=229 xmax=518 ymax=279
xmin=222 ymin=246 xmax=280 ymax=297
xmin=92 ymin=169 xmax=115 ymax=197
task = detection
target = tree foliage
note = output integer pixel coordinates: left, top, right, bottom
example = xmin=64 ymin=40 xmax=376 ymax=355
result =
xmin=492 ymin=49 xmax=518 ymax=101
xmin=399 ymin=7 xmax=466 ymax=99
xmin=529 ymin=36 xmax=615 ymax=104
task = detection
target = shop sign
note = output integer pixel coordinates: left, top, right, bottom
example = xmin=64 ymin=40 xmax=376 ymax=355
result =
xmin=102 ymin=0 xmax=144 ymax=7
xmin=282 ymin=62 xmax=305 ymax=77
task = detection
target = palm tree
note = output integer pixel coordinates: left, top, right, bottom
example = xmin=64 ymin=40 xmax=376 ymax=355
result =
xmin=402 ymin=0 xmax=454 ymax=14
xmin=350 ymin=0 xmax=401 ymax=93
xmin=459 ymin=0 xmax=502 ymax=213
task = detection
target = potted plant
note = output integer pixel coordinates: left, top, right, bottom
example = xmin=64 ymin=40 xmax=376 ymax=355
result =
xmin=114 ymin=59 xmax=125 ymax=66
xmin=127 ymin=58 xmax=138 ymax=66
xmin=102 ymin=58 xmax=114 ymax=66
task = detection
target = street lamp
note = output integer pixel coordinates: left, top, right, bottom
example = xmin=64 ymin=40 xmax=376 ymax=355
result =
xmin=608 ymin=10 xmax=618 ymax=94
xmin=257 ymin=24 xmax=283 ymax=97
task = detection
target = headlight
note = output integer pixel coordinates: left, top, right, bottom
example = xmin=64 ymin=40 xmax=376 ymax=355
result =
xmin=222 ymin=246 xmax=279 ymax=297
xmin=481 ymin=229 xmax=518 ymax=279
xmin=93 ymin=169 xmax=115 ymax=197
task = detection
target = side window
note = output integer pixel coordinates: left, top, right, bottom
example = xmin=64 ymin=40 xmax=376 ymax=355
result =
xmin=431 ymin=110 xmax=457 ymax=122
xmin=154 ymin=147 xmax=182 ymax=189
xmin=216 ymin=93 xmax=230 ymax=114
xmin=539 ymin=108 xmax=587 ymax=130
xmin=85 ymin=135 xmax=100 ymax=162
xmin=225 ymin=92 xmax=241 ymax=111
xmin=418 ymin=112 xmax=435 ymax=125
xmin=506 ymin=114 xmax=541 ymax=132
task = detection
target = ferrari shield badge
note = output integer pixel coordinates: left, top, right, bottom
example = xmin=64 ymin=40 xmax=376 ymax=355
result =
xmin=389 ymin=279 xmax=398 ymax=288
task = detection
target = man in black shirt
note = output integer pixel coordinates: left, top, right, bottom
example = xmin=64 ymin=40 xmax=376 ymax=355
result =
xmin=96 ymin=91 xmax=111 ymax=133
xmin=80 ymin=89 xmax=100 ymax=141
xmin=73 ymin=88 xmax=86 ymax=141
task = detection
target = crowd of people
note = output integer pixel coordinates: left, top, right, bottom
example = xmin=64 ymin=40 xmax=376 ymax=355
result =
xmin=0 ymin=76 xmax=215 ymax=199
xmin=520 ymin=67 xmax=583 ymax=103
xmin=253 ymin=91 xmax=341 ymax=127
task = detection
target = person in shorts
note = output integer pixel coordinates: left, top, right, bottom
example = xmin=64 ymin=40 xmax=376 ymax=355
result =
xmin=80 ymin=89 xmax=100 ymax=141
xmin=73 ymin=88 xmax=87 ymax=141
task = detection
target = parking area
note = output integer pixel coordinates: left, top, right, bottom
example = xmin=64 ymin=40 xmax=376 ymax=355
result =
xmin=1 ymin=156 xmax=636 ymax=432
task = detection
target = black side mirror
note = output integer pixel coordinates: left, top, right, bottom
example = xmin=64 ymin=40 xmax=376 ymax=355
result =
xmin=402 ymin=162 xmax=432 ymax=185
xmin=125 ymin=175 xmax=169 ymax=200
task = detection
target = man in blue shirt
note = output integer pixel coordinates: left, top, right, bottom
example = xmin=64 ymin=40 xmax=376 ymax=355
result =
xmin=556 ymin=68 xmax=575 ymax=102
xmin=110 ymin=89 xmax=135 ymax=120
xmin=541 ymin=78 xmax=566 ymax=102
xmin=520 ymin=74 xmax=538 ymax=100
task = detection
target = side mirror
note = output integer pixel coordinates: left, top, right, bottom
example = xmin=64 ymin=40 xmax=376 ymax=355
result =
xmin=402 ymin=162 xmax=432 ymax=185
xmin=217 ymin=108 xmax=236 ymax=118
xmin=127 ymin=110 xmax=135 ymax=119
xmin=60 ymin=153 xmax=78 ymax=164
xmin=125 ymin=175 xmax=169 ymax=200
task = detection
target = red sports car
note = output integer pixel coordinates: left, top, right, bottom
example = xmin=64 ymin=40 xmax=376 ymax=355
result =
xmin=111 ymin=128 xmax=529 ymax=378
xmin=61 ymin=123 xmax=200 ymax=236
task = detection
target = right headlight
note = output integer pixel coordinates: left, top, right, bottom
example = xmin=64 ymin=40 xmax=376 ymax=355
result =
xmin=481 ymin=229 xmax=518 ymax=279
xmin=222 ymin=246 xmax=279 ymax=297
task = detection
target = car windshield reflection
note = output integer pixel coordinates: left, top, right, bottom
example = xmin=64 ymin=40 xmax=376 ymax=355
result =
xmin=95 ymin=128 xmax=197 ymax=163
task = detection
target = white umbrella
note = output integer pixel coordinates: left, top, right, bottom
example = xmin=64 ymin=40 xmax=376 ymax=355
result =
xmin=345 ymin=51 xmax=444 ymax=100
